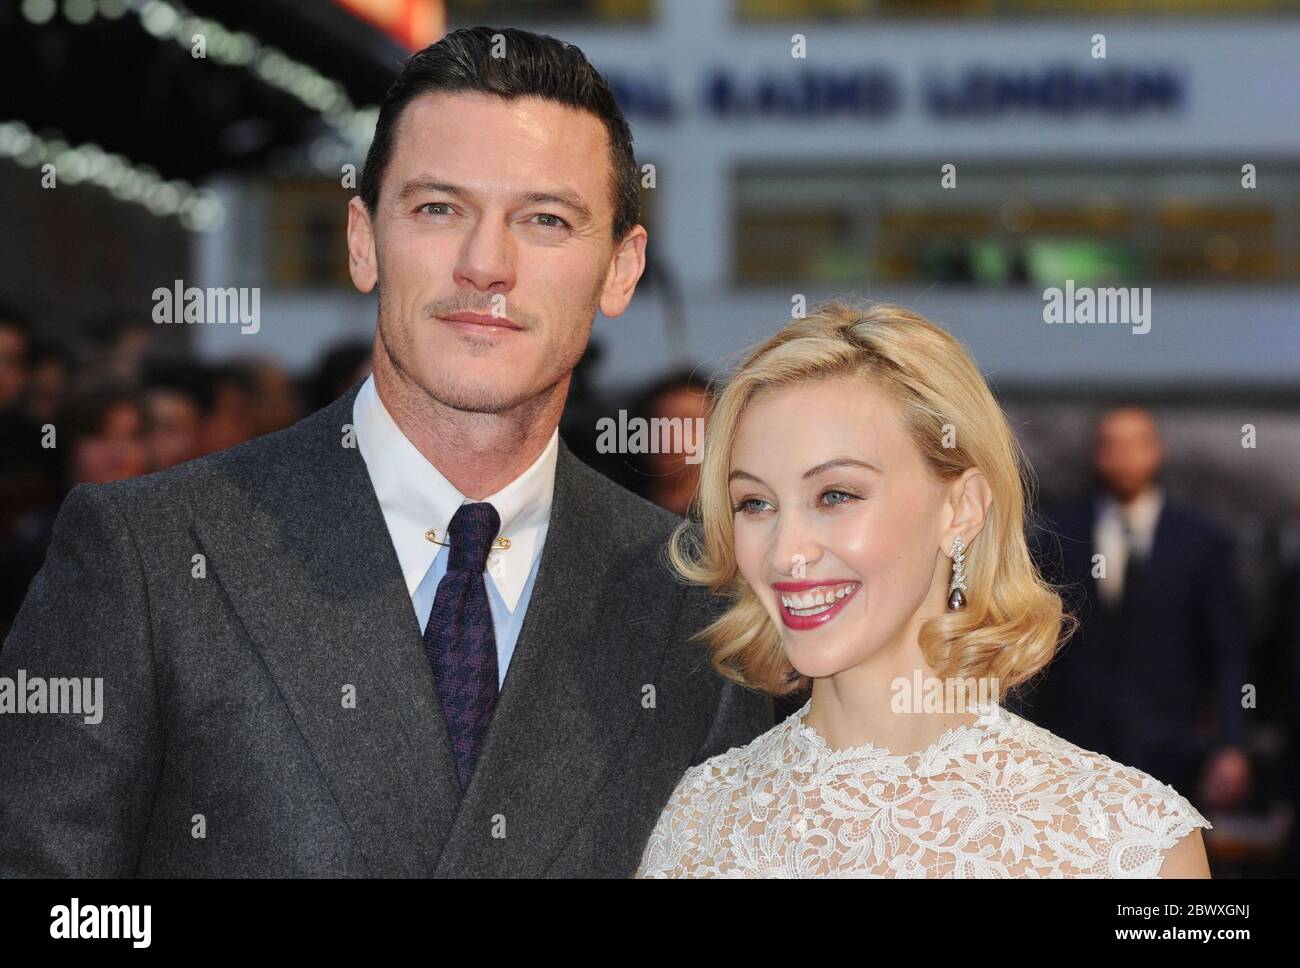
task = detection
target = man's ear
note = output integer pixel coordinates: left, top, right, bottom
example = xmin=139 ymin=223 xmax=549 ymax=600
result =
xmin=942 ymin=467 xmax=993 ymax=555
xmin=598 ymin=224 xmax=648 ymax=319
xmin=347 ymin=196 xmax=378 ymax=294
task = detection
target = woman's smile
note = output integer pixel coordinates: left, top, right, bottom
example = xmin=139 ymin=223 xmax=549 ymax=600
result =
xmin=771 ymin=580 xmax=861 ymax=630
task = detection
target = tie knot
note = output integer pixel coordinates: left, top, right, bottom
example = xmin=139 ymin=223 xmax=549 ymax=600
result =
xmin=446 ymin=502 xmax=501 ymax=573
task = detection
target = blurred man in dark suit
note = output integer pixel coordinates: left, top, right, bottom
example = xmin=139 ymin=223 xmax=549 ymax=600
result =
xmin=1020 ymin=407 xmax=1251 ymax=812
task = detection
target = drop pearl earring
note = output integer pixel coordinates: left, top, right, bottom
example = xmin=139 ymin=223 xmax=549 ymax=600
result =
xmin=948 ymin=534 xmax=968 ymax=610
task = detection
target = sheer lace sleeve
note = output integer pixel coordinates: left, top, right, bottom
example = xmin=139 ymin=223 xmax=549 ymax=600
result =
xmin=1056 ymin=760 xmax=1212 ymax=878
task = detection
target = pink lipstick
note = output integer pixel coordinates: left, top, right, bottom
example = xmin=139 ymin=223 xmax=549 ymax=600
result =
xmin=771 ymin=580 xmax=861 ymax=630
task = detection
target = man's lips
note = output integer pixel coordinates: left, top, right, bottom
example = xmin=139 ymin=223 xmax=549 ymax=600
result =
xmin=436 ymin=311 xmax=523 ymax=332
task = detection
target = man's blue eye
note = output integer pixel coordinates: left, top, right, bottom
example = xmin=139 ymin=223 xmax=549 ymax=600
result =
xmin=533 ymin=213 xmax=568 ymax=228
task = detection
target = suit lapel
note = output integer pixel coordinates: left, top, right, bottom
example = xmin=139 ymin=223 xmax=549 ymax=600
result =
xmin=192 ymin=383 xmax=461 ymax=876
xmin=432 ymin=442 xmax=680 ymax=877
xmin=1139 ymin=501 xmax=1173 ymax=599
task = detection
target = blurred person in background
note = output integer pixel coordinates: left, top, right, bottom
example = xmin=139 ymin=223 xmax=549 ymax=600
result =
xmin=1284 ymin=544 xmax=1300 ymax=874
xmin=304 ymin=340 xmax=373 ymax=413
xmin=57 ymin=377 xmax=150 ymax=488
xmin=82 ymin=314 xmax=160 ymax=384
xmin=24 ymin=339 xmax=72 ymax=428
xmin=144 ymin=356 xmax=302 ymax=467
xmin=0 ymin=377 xmax=149 ymax=638
xmin=626 ymin=368 xmax=711 ymax=517
xmin=1261 ymin=509 xmax=1300 ymax=875
xmin=244 ymin=358 xmax=303 ymax=438
xmin=0 ymin=304 xmax=31 ymax=412
xmin=201 ymin=362 xmax=261 ymax=454
xmin=142 ymin=357 xmax=215 ymax=471
xmin=1021 ymin=406 xmax=1252 ymax=818
xmin=558 ymin=343 xmax=638 ymax=491
xmin=0 ymin=308 xmax=58 ymax=566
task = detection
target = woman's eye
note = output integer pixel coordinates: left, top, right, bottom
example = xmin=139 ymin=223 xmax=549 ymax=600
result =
xmin=821 ymin=489 xmax=859 ymax=507
xmin=733 ymin=497 xmax=772 ymax=515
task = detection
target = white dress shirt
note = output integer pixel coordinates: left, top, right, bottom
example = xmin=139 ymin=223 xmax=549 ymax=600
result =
xmin=1094 ymin=484 xmax=1164 ymax=608
xmin=352 ymin=374 xmax=558 ymax=687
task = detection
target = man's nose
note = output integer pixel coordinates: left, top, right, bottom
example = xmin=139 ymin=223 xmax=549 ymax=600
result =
xmin=453 ymin=217 xmax=517 ymax=293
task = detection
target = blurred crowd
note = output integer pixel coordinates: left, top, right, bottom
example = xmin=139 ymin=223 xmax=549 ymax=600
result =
xmin=0 ymin=305 xmax=372 ymax=636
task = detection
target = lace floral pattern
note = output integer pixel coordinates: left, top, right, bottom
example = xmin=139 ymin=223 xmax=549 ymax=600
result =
xmin=636 ymin=700 xmax=1211 ymax=878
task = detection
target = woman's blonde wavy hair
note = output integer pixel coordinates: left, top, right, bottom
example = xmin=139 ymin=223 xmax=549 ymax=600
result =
xmin=669 ymin=300 xmax=1076 ymax=698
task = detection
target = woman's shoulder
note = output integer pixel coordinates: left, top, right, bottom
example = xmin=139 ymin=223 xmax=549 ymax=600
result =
xmin=995 ymin=705 xmax=1203 ymax=798
xmin=989 ymin=707 xmax=1213 ymax=873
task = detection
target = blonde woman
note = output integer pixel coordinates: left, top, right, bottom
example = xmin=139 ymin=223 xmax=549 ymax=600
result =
xmin=635 ymin=302 xmax=1211 ymax=878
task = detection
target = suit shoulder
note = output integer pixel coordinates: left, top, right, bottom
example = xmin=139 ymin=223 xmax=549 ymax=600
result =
xmin=1160 ymin=501 xmax=1227 ymax=543
xmin=560 ymin=447 xmax=684 ymax=541
xmin=1032 ymin=500 xmax=1094 ymax=538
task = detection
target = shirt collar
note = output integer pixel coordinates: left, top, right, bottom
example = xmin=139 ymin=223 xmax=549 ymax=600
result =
xmin=353 ymin=374 xmax=557 ymax=611
xmin=1127 ymin=484 xmax=1164 ymax=540
xmin=1098 ymin=484 xmax=1164 ymax=546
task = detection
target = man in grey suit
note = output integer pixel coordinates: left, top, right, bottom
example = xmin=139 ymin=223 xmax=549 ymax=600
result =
xmin=0 ymin=27 xmax=772 ymax=877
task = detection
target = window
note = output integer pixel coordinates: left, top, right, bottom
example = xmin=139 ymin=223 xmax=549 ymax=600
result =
xmin=733 ymin=165 xmax=1300 ymax=286
xmin=737 ymin=0 xmax=1300 ymax=20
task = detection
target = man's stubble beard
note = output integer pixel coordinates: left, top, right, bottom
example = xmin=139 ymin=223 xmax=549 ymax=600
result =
xmin=374 ymin=274 xmax=602 ymax=419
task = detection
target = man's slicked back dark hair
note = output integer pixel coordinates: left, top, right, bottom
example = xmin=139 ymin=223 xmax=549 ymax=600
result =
xmin=360 ymin=26 xmax=640 ymax=241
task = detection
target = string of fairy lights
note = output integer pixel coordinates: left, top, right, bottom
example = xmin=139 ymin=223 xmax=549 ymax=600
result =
xmin=12 ymin=0 xmax=381 ymax=232
xmin=0 ymin=119 xmax=225 ymax=231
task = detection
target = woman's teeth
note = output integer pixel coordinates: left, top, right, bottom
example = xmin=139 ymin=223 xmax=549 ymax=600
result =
xmin=779 ymin=583 xmax=858 ymax=616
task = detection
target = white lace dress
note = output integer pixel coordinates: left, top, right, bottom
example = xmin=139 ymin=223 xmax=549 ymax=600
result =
xmin=637 ymin=699 xmax=1211 ymax=878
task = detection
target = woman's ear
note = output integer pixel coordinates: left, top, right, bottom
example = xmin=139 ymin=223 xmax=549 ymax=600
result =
xmin=943 ymin=467 xmax=993 ymax=555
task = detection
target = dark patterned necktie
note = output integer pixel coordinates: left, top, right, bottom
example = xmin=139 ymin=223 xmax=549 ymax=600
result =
xmin=423 ymin=502 xmax=501 ymax=790
xmin=1118 ymin=516 xmax=1145 ymax=614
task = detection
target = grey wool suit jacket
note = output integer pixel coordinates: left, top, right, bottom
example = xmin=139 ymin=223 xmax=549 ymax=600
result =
xmin=0 ymin=380 xmax=773 ymax=877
